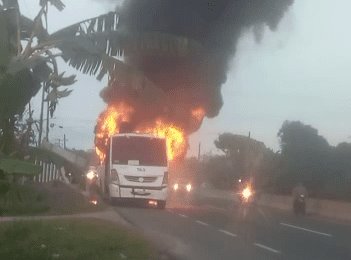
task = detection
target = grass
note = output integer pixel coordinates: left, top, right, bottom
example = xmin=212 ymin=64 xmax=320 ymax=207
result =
xmin=0 ymin=218 xmax=155 ymax=260
xmin=0 ymin=182 xmax=105 ymax=216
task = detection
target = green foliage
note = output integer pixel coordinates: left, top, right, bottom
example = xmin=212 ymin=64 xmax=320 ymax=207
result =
xmin=203 ymin=126 xmax=351 ymax=200
xmin=277 ymin=121 xmax=331 ymax=194
xmin=275 ymin=121 xmax=351 ymax=200
xmin=0 ymin=219 xmax=155 ymax=260
xmin=0 ymin=158 xmax=41 ymax=176
xmin=0 ymin=180 xmax=10 ymax=196
xmin=0 ymin=184 xmax=49 ymax=216
xmin=1 ymin=1 xmax=202 ymax=156
xmin=0 ymin=69 xmax=41 ymax=123
xmin=51 ymin=12 xmax=202 ymax=80
xmin=202 ymin=155 xmax=233 ymax=189
xmin=0 ymin=11 xmax=14 ymax=68
xmin=214 ymin=133 xmax=273 ymax=181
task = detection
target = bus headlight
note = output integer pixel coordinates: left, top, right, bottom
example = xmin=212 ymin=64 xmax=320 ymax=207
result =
xmin=186 ymin=183 xmax=192 ymax=192
xmin=110 ymin=169 xmax=120 ymax=184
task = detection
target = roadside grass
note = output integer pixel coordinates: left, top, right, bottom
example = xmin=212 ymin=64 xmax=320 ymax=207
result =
xmin=0 ymin=181 xmax=105 ymax=216
xmin=0 ymin=218 xmax=155 ymax=260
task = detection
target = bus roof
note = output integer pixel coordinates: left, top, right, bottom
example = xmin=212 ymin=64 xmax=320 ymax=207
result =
xmin=111 ymin=133 xmax=165 ymax=140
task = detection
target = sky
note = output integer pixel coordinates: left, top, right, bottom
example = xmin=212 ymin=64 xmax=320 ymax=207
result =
xmin=19 ymin=0 xmax=351 ymax=156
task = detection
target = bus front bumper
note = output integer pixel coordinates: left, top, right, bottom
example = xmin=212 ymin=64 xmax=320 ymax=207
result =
xmin=109 ymin=184 xmax=168 ymax=201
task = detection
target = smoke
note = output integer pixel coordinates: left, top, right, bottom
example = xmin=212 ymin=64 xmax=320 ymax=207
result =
xmin=96 ymin=0 xmax=294 ymax=156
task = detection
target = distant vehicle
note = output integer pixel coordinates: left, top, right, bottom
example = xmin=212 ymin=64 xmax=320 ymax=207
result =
xmin=171 ymin=180 xmax=193 ymax=194
xmin=98 ymin=133 xmax=168 ymax=209
xmin=293 ymin=194 xmax=306 ymax=215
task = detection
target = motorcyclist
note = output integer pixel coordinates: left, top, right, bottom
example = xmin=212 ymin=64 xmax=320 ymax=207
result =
xmin=235 ymin=177 xmax=254 ymax=203
xmin=292 ymin=182 xmax=308 ymax=199
xmin=292 ymin=182 xmax=308 ymax=214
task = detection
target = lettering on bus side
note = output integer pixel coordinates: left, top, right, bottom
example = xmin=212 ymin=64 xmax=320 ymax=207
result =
xmin=137 ymin=168 xmax=146 ymax=172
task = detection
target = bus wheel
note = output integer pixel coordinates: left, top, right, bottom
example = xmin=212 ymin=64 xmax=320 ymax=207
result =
xmin=157 ymin=201 xmax=166 ymax=209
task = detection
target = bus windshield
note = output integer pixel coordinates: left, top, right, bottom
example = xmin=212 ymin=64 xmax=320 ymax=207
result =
xmin=111 ymin=136 xmax=167 ymax=166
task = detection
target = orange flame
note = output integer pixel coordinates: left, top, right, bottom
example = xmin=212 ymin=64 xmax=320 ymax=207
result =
xmin=95 ymin=103 xmax=134 ymax=162
xmin=97 ymin=103 xmax=133 ymax=138
xmin=95 ymin=147 xmax=106 ymax=162
xmin=95 ymin=104 xmax=187 ymax=162
xmin=139 ymin=120 xmax=187 ymax=160
xmin=191 ymin=107 xmax=205 ymax=122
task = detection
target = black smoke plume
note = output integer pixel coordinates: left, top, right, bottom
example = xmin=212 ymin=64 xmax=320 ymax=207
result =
xmin=97 ymin=0 xmax=294 ymax=152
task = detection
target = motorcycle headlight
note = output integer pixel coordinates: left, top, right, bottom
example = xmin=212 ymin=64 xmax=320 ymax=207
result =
xmin=242 ymin=187 xmax=252 ymax=199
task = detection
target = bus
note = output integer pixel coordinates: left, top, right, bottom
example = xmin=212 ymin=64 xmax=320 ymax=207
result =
xmin=98 ymin=133 xmax=169 ymax=209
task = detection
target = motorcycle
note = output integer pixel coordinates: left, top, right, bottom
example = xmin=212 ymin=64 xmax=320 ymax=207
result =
xmin=293 ymin=194 xmax=306 ymax=215
xmin=86 ymin=170 xmax=99 ymax=205
xmin=237 ymin=179 xmax=255 ymax=205
xmin=237 ymin=184 xmax=256 ymax=240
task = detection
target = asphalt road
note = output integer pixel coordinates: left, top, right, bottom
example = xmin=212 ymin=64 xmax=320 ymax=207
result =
xmin=113 ymin=194 xmax=351 ymax=260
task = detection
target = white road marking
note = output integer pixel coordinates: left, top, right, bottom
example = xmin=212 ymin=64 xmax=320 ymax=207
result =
xmin=254 ymin=243 xmax=281 ymax=254
xmin=280 ymin=222 xmax=332 ymax=237
xmin=178 ymin=214 xmax=188 ymax=218
xmin=195 ymin=220 xmax=209 ymax=226
xmin=219 ymin=229 xmax=237 ymax=237
xmin=119 ymin=253 xmax=127 ymax=259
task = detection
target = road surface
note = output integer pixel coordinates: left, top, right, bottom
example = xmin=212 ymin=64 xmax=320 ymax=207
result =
xmin=113 ymin=194 xmax=351 ymax=260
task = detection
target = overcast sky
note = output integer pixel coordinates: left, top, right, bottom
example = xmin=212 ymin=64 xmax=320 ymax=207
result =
xmin=20 ymin=0 xmax=351 ymax=156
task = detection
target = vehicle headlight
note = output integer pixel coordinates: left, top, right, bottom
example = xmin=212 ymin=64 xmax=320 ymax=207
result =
xmin=86 ymin=171 xmax=95 ymax=180
xmin=242 ymin=187 xmax=252 ymax=199
xmin=173 ymin=183 xmax=179 ymax=191
xmin=110 ymin=169 xmax=119 ymax=184
xmin=186 ymin=183 xmax=192 ymax=192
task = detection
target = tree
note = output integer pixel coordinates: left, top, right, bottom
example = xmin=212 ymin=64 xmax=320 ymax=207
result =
xmin=326 ymin=142 xmax=351 ymax=199
xmin=0 ymin=0 xmax=201 ymax=154
xmin=0 ymin=1 xmax=76 ymax=152
xmin=215 ymin=133 xmax=268 ymax=176
xmin=213 ymin=133 xmax=275 ymax=189
xmin=277 ymin=121 xmax=331 ymax=195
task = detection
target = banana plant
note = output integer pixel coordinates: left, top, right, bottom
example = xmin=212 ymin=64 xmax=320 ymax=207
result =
xmin=0 ymin=0 xmax=203 ymax=153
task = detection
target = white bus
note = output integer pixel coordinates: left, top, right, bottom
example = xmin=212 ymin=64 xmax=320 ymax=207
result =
xmin=98 ymin=133 xmax=168 ymax=209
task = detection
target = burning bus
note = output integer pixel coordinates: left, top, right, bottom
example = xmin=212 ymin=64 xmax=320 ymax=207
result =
xmin=98 ymin=133 xmax=169 ymax=209
xmin=94 ymin=102 xmax=190 ymax=209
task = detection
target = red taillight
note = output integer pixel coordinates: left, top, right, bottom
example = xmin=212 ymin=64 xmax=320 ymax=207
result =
xmin=162 ymin=171 xmax=168 ymax=185
xmin=110 ymin=169 xmax=119 ymax=184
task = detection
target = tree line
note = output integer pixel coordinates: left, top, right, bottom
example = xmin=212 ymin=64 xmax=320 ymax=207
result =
xmin=196 ymin=121 xmax=351 ymax=201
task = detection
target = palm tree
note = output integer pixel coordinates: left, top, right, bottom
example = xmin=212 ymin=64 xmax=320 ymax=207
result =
xmin=0 ymin=0 xmax=202 ymax=153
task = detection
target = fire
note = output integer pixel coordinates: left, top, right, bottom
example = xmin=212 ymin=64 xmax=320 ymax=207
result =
xmin=96 ymin=103 xmax=134 ymax=139
xmin=140 ymin=120 xmax=187 ymax=160
xmin=95 ymin=104 xmax=187 ymax=162
xmin=95 ymin=103 xmax=134 ymax=162
xmin=95 ymin=147 xmax=105 ymax=162
xmin=191 ymin=107 xmax=205 ymax=122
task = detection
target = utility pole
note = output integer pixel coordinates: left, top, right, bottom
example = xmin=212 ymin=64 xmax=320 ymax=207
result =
xmin=63 ymin=134 xmax=68 ymax=149
xmin=246 ymin=131 xmax=251 ymax=178
xmin=45 ymin=100 xmax=50 ymax=142
xmin=198 ymin=142 xmax=201 ymax=161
